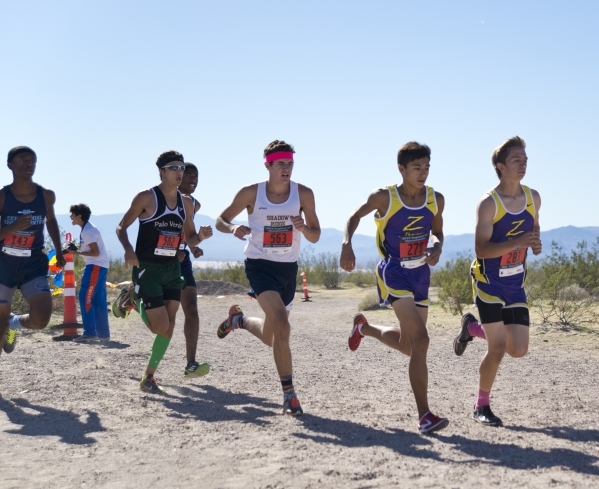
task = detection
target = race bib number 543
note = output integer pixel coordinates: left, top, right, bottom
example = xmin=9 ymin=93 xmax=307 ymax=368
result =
xmin=2 ymin=231 xmax=35 ymax=257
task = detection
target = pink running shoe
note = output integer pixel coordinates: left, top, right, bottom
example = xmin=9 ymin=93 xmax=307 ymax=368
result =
xmin=418 ymin=411 xmax=449 ymax=434
xmin=349 ymin=313 xmax=367 ymax=351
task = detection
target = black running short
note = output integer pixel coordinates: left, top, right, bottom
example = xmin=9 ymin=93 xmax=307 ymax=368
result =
xmin=475 ymin=296 xmax=530 ymax=326
xmin=244 ymin=258 xmax=298 ymax=310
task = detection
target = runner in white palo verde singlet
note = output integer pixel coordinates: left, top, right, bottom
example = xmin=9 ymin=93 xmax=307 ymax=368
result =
xmin=215 ymin=140 xmax=321 ymax=416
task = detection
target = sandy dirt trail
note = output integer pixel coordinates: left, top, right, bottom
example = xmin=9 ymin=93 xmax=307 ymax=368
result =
xmin=1 ymin=286 xmax=598 ymax=489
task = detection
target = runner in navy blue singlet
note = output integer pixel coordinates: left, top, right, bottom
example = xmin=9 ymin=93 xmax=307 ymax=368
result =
xmin=0 ymin=146 xmax=66 ymax=356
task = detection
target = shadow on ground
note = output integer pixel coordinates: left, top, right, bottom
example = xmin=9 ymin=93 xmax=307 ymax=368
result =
xmin=149 ymin=383 xmax=284 ymax=425
xmin=0 ymin=397 xmax=106 ymax=444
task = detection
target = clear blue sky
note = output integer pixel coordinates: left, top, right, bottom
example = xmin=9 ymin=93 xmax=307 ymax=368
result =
xmin=1 ymin=1 xmax=597 ymax=237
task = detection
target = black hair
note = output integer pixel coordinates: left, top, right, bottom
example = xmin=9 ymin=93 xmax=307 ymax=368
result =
xmin=7 ymin=146 xmax=36 ymax=163
xmin=69 ymin=203 xmax=92 ymax=222
xmin=184 ymin=162 xmax=198 ymax=173
xmin=397 ymin=142 xmax=431 ymax=167
xmin=156 ymin=150 xmax=184 ymax=168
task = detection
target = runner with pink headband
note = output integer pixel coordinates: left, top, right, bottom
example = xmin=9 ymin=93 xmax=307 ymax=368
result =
xmin=215 ymin=139 xmax=321 ymax=417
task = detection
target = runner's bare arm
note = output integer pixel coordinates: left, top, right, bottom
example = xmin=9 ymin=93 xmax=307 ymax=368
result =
xmin=293 ymin=185 xmax=320 ymax=244
xmin=340 ymin=189 xmax=389 ymax=272
xmin=475 ymin=194 xmax=541 ymax=259
xmin=182 ymin=196 xmax=201 ymax=248
xmin=116 ymin=191 xmax=153 ymax=267
xmin=0 ymin=188 xmax=34 ymax=241
xmin=215 ymin=184 xmax=257 ymax=240
xmin=531 ymin=189 xmax=542 ymax=255
xmin=182 ymin=195 xmax=213 ymax=241
xmin=44 ymin=189 xmax=66 ymax=268
xmin=424 ymin=192 xmax=445 ymax=266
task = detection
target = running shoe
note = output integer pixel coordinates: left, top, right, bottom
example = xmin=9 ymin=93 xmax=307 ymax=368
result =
xmin=184 ymin=361 xmax=211 ymax=378
xmin=349 ymin=313 xmax=367 ymax=351
xmin=3 ymin=327 xmax=18 ymax=354
xmin=418 ymin=411 xmax=449 ymax=434
xmin=73 ymin=334 xmax=99 ymax=343
xmin=216 ymin=305 xmax=244 ymax=339
xmin=112 ymin=285 xmax=136 ymax=319
xmin=140 ymin=374 xmax=165 ymax=394
xmin=472 ymin=405 xmax=503 ymax=426
xmin=453 ymin=312 xmax=477 ymax=356
xmin=283 ymin=393 xmax=304 ymax=417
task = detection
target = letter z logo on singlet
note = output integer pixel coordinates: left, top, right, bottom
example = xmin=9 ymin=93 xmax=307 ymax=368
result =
xmin=506 ymin=220 xmax=525 ymax=237
xmin=403 ymin=216 xmax=424 ymax=232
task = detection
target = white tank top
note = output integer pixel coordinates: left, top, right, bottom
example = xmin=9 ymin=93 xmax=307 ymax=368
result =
xmin=244 ymin=181 xmax=302 ymax=262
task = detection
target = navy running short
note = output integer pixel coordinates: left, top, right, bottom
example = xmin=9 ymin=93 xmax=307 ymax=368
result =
xmin=244 ymin=258 xmax=298 ymax=310
xmin=180 ymin=251 xmax=196 ymax=289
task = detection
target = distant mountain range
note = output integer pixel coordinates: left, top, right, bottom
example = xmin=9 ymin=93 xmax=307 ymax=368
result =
xmin=55 ymin=214 xmax=599 ymax=268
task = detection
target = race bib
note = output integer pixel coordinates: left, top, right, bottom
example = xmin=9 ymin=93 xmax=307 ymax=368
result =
xmin=179 ymin=233 xmax=187 ymax=251
xmin=154 ymin=231 xmax=181 ymax=257
xmin=262 ymin=225 xmax=293 ymax=254
xmin=2 ymin=231 xmax=35 ymax=257
xmin=399 ymin=236 xmax=428 ymax=269
xmin=499 ymin=248 xmax=526 ymax=277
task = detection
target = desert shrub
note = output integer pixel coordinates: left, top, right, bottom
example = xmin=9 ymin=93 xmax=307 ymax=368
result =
xmin=312 ymin=252 xmax=341 ymax=289
xmin=221 ymin=262 xmax=250 ymax=287
xmin=343 ymin=260 xmax=378 ymax=287
xmin=194 ymin=262 xmax=249 ymax=287
xmin=358 ymin=292 xmax=382 ymax=311
xmin=434 ymin=253 xmax=473 ymax=316
xmin=527 ymin=242 xmax=598 ymax=325
xmin=107 ymin=257 xmax=131 ymax=284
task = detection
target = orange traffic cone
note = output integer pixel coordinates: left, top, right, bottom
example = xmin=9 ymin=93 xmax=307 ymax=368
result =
xmin=53 ymin=236 xmax=82 ymax=341
xmin=301 ymin=271 xmax=312 ymax=302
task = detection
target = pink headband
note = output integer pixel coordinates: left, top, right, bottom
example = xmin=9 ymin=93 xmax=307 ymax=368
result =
xmin=265 ymin=151 xmax=294 ymax=163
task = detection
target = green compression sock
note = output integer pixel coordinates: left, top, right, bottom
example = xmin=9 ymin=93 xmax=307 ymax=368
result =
xmin=148 ymin=334 xmax=171 ymax=369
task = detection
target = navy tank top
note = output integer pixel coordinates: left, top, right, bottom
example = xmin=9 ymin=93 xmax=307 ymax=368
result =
xmin=1 ymin=184 xmax=47 ymax=257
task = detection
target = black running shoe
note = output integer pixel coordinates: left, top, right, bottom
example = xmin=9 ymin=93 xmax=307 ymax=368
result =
xmin=472 ymin=405 xmax=503 ymax=426
xmin=453 ymin=312 xmax=477 ymax=356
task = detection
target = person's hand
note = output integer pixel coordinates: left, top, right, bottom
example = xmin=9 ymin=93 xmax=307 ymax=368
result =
xmin=233 ymin=225 xmax=251 ymax=241
xmin=124 ymin=249 xmax=140 ymax=268
xmin=191 ymin=246 xmax=203 ymax=259
xmin=177 ymin=251 xmax=185 ymax=262
xmin=516 ymin=231 xmax=541 ymax=252
xmin=290 ymin=215 xmax=305 ymax=232
xmin=531 ymin=239 xmax=542 ymax=256
xmin=340 ymin=243 xmax=356 ymax=272
xmin=55 ymin=250 xmax=67 ymax=268
xmin=199 ymin=226 xmax=213 ymax=241
xmin=424 ymin=243 xmax=442 ymax=266
xmin=10 ymin=214 xmax=32 ymax=232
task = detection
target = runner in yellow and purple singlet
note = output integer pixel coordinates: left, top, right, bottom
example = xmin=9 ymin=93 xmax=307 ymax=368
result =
xmin=453 ymin=136 xmax=542 ymax=427
xmin=340 ymin=141 xmax=449 ymax=434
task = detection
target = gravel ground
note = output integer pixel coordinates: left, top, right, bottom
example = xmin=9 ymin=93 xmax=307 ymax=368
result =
xmin=1 ymin=286 xmax=598 ymax=489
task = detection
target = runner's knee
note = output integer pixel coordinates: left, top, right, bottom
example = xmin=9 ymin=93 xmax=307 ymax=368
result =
xmin=508 ymin=344 xmax=528 ymax=358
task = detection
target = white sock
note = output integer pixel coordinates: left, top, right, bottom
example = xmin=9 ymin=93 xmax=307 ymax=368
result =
xmin=9 ymin=314 xmax=23 ymax=330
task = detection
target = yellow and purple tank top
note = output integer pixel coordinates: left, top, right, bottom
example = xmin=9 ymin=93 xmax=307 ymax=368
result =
xmin=471 ymin=185 xmax=536 ymax=287
xmin=375 ymin=185 xmax=437 ymax=269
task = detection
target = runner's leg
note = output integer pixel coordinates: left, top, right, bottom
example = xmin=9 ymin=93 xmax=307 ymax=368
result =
xmin=255 ymin=290 xmax=292 ymax=376
xmin=144 ymin=300 xmax=179 ymax=376
xmin=478 ymin=322 xmax=507 ymax=392
xmin=505 ymin=323 xmax=529 ymax=358
xmin=180 ymin=285 xmax=199 ymax=363
xmin=20 ymin=293 xmax=53 ymax=330
xmin=0 ymin=305 xmax=10 ymax=352
xmin=391 ymin=297 xmax=430 ymax=417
